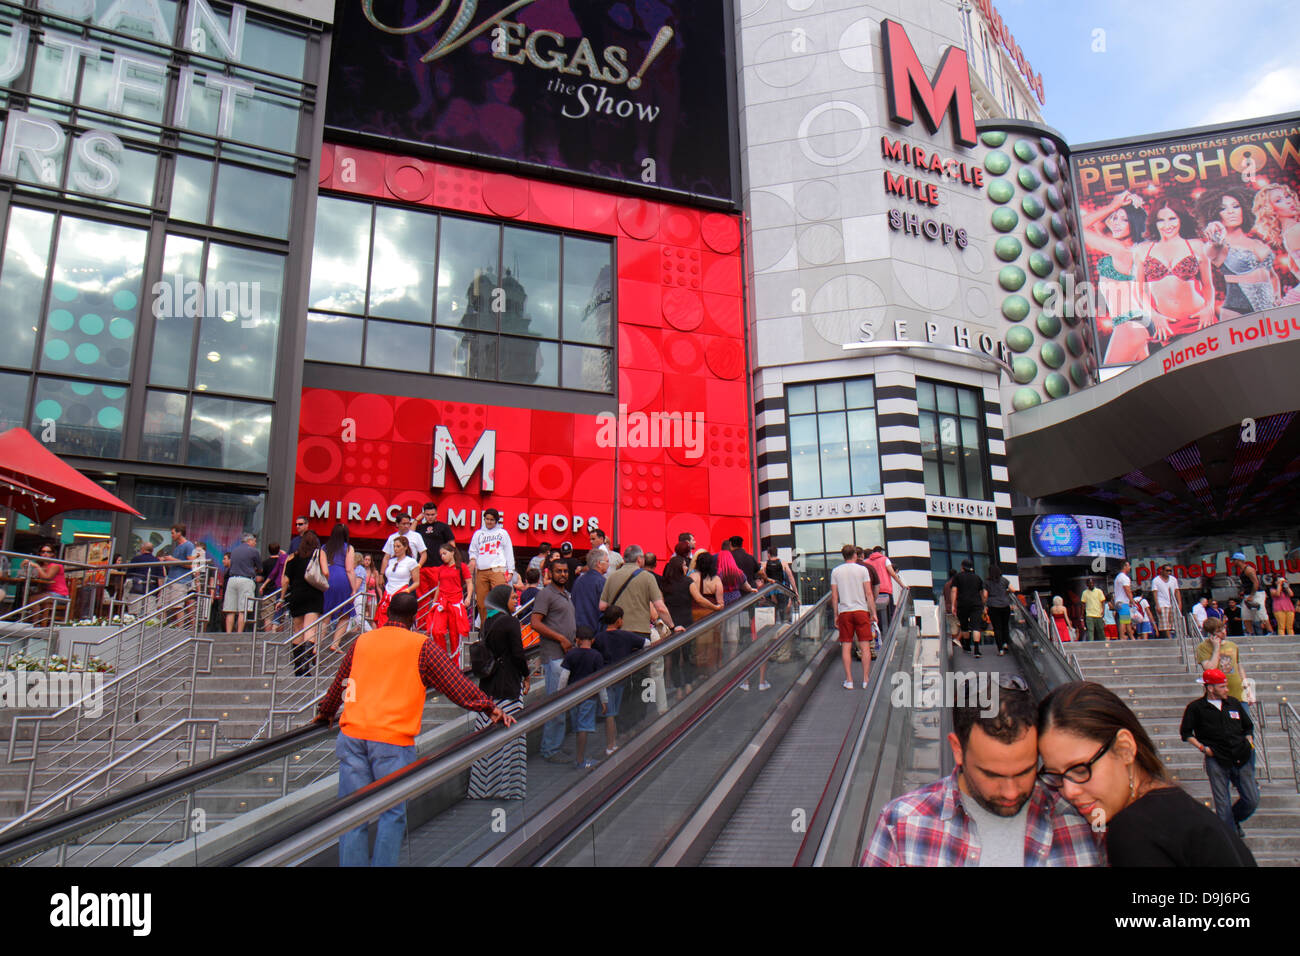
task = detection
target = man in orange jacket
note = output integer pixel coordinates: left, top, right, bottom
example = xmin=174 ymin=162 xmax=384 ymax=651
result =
xmin=316 ymin=591 xmax=515 ymax=866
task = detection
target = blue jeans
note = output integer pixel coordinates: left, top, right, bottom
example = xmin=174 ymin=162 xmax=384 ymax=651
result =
xmin=1204 ymin=751 xmax=1259 ymax=830
xmin=336 ymin=733 xmax=416 ymax=866
xmin=541 ymin=658 xmax=568 ymax=757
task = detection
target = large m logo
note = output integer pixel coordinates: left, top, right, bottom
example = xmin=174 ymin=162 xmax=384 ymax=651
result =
xmin=881 ymin=19 xmax=977 ymax=148
xmin=431 ymin=426 xmax=496 ymax=492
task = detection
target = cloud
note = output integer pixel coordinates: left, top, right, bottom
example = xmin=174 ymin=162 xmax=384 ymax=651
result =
xmin=1200 ymin=63 xmax=1300 ymax=126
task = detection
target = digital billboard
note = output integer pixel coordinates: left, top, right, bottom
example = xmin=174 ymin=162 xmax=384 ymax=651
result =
xmin=1029 ymin=513 xmax=1125 ymax=560
xmin=1071 ymin=116 xmax=1300 ymax=369
xmin=325 ymin=0 xmax=735 ymax=204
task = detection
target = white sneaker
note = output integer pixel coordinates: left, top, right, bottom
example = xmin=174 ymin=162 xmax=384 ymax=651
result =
xmin=758 ymin=681 xmax=771 ymax=691
xmin=843 ymin=680 xmax=854 ymax=690
xmin=740 ymin=682 xmax=750 ymax=691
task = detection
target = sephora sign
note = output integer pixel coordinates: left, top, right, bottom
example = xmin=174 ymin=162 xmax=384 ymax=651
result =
xmin=0 ymin=0 xmax=261 ymax=195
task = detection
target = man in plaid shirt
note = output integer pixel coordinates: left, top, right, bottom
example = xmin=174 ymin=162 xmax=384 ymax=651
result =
xmin=862 ymin=676 xmax=1103 ymax=867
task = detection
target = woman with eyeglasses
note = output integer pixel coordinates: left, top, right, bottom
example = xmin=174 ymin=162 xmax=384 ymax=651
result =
xmin=1037 ymin=681 xmax=1255 ymax=866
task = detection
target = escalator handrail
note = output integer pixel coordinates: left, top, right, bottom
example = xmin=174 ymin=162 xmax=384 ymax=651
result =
xmin=0 ymin=641 xmax=549 ymax=863
xmin=215 ymin=583 xmax=798 ymax=867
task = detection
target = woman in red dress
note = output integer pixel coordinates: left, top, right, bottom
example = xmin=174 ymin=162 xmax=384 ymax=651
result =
xmin=424 ymin=542 xmax=472 ymax=660
xmin=1051 ymin=595 xmax=1072 ymax=643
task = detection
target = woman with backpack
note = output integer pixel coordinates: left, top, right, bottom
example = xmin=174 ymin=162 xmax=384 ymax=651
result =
xmin=467 ymin=585 xmax=529 ymax=800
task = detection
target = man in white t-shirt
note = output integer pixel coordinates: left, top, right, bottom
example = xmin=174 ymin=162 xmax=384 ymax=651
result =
xmin=829 ymin=544 xmax=876 ymax=690
xmin=468 ymin=508 xmax=515 ymax=623
xmin=1151 ymin=565 xmax=1182 ymax=639
xmin=380 ymin=513 xmax=427 ymax=581
xmin=1191 ymin=596 xmax=1210 ymax=632
xmin=1113 ymin=561 xmax=1135 ymax=641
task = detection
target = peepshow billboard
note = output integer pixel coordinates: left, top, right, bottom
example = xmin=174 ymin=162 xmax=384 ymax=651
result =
xmin=325 ymin=0 xmax=736 ymax=205
xmin=1071 ymin=116 xmax=1300 ymax=368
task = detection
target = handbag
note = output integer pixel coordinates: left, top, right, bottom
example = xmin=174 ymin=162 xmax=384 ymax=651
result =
xmin=304 ymin=549 xmax=328 ymax=591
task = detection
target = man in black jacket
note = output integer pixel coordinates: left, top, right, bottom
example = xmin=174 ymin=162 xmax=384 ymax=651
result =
xmin=1180 ymin=668 xmax=1259 ymax=837
xmin=729 ymin=536 xmax=760 ymax=588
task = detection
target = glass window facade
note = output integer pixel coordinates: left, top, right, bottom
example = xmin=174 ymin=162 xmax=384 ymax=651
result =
xmin=929 ymin=518 xmax=996 ymax=602
xmin=306 ymin=195 xmax=615 ymax=392
xmin=793 ymin=518 xmax=886 ymax=604
xmin=787 ymin=378 xmax=881 ymax=501
xmin=918 ymin=379 xmax=989 ymax=501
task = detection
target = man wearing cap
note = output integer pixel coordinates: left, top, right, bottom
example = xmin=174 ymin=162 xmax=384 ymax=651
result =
xmin=1231 ymin=552 xmax=1271 ymax=636
xmin=315 ymin=591 xmax=514 ymax=865
xmin=556 ymin=541 xmax=581 ymax=591
xmin=468 ymin=509 xmax=515 ymax=624
xmin=1180 ymin=666 xmax=1259 ymax=838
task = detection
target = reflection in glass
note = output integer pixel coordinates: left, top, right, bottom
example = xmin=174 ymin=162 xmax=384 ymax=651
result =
xmin=195 ymin=243 xmax=284 ymax=398
xmin=561 ymin=344 xmax=612 ymax=392
xmin=305 ymin=312 xmax=362 ymax=364
xmin=150 ymin=235 xmax=203 ymax=387
xmin=815 ymin=382 xmax=845 ymax=411
xmin=561 ymin=236 xmax=612 ymax=345
xmin=30 ymin=377 xmax=128 ymax=458
xmin=789 ymin=415 xmax=821 ymax=500
xmin=181 ymin=486 xmax=266 ymax=562
xmin=231 ymin=86 xmax=299 ymax=153
xmin=845 ymin=379 xmax=874 ymax=409
xmin=240 ymin=19 xmax=307 ymax=81
xmin=188 ymin=395 xmax=272 ymax=471
xmin=0 ymin=207 xmax=55 ymax=370
xmin=434 ymin=328 xmax=496 ymax=380
xmin=500 ymin=335 xmax=554 ymax=386
xmin=365 ymin=319 xmax=431 ymax=371
xmin=78 ymin=49 xmax=167 ymax=124
xmin=171 ymin=154 xmax=213 ymax=223
xmin=847 ymin=408 xmax=881 ymax=495
xmin=961 ymin=419 xmax=984 ymax=499
xmin=309 ymin=197 xmax=370 ymax=313
xmin=142 ymin=390 xmax=186 ymax=463
xmin=437 ymin=217 xmax=498 ymax=331
xmin=0 ymin=371 xmax=26 ymax=431
xmin=818 ymin=412 xmax=850 ymax=497
xmin=213 ymin=164 xmax=291 ymax=239
xmin=787 ymin=385 xmax=815 ymax=416
xmin=131 ymin=482 xmax=180 ymax=556
xmin=41 ymin=217 xmax=147 ymax=382
xmin=369 ymin=206 xmax=437 ymax=323
xmin=501 ymin=227 xmax=558 ymax=338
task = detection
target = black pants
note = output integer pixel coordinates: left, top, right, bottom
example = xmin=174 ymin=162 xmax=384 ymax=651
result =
xmin=987 ymin=605 xmax=1011 ymax=651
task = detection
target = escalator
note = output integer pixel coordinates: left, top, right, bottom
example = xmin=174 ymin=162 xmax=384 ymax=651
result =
xmin=0 ymin=583 xmax=1082 ymax=868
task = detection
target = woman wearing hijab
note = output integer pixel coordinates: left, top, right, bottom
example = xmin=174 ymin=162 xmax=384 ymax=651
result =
xmin=467 ymin=584 xmax=529 ymax=800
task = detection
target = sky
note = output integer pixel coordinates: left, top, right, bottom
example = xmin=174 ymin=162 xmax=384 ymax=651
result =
xmin=993 ymin=0 xmax=1300 ymax=145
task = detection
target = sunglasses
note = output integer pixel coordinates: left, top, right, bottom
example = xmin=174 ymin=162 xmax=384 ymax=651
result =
xmin=1038 ymin=733 xmax=1116 ymax=790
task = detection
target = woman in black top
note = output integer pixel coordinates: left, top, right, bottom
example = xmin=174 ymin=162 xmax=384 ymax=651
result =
xmin=1037 ymin=681 xmax=1255 ymax=866
xmin=661 ymin=544 xmax=696 ymax=697
xmin=468 ymin=585 xmax=529 ymax=799
xmin=983 ymin=563 xmax=1014 ymax=656
xmin=280 ymin=531 xmax=328 ymax=676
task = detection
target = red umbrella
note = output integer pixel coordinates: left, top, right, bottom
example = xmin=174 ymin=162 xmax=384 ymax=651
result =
xmin=0 ymin=427 xmax=142 ymax=520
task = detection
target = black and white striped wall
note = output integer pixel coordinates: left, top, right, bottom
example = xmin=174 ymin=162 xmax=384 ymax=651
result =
xmin=752 ymin=352 xmax=1019 ymax=595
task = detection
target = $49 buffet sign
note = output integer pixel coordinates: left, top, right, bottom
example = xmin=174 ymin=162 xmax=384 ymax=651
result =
xmin=327 ymin=0 xmax=735 ymax=203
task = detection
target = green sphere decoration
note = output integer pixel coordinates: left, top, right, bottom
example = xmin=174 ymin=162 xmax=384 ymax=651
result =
xmin=1066 ymin=330 xmax=1085 ymax=357
xmin=987 ymin=178 xmax=1015 ymax=204
xmin=1055 ymin=241 xmax=1073 ymax=268
xmin=1021 ymin=195 xmax=1045 ymax=219
xmin=1012 ymin=356 xmax=1038 ymax=384
xmin=1050 ymin=213 xmax=1069 ymax=239
xmin=1032 ymin=281 xmax=1054 ymax=306
xmin=1040 ymin=341 xmax=1066 ymax=369
xmin=1002 ymin=294 xmax=1031 ymax=321
xmin=1044 ymin=372 xmax=1070 ymax=398
xmin=1040 ymin=137 xmax=1058 ymax=155
xmin=1018 ymin=166 xmax=1040 ymax=190
xmin=1006 ymin=326 xmax=1034 ymax=352
xmin=995 ymin=236 xmax=1023 ymax=261
xmin=981 ymin=130 xmax=1008 ymax=147
xmin=1013 ymin=387 xmax=1042 ymax=411
xmin=1025 ymin=223 xmax=1049 ymax=248
xmin=1070 ymin=363 xmax=1090 ymax=388
xmin=1045 ymin=185 xmax=1064 ymax=210
xmin=1041 ymin=157 xmax=1060 ymax=182
xmin=992 ymin=207 xmax=1019 ymax=232
xmin=1013 ymin=139 xmax=1037 ymax=163
xmin=1037 ymin=312 xmax=1062 ymax=337
xmin=998 ymin=265 xmax=1027 ymax=291
xmin=1028 ymin=252 xmax=1053 ymax=277
xmin=986 ymin=151 xmax=1011 ymax=175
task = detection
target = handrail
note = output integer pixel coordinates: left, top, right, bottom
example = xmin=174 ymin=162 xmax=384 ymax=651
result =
xmin=216 ymin=584 xmax=795 ymax=866
xmin=0 ymin=724 xmax=333 ymax=864
xmin=1249 ymin=696 xmax=1272 ymax=784
xmin=1280 ymin=701 xmax=1300 ymax=794
xmin=0 ymin=719 xmax=220 ymax=838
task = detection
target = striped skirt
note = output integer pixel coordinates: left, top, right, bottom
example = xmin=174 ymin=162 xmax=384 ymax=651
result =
xmin=466 ymin=697 xmax=526 ymax=800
